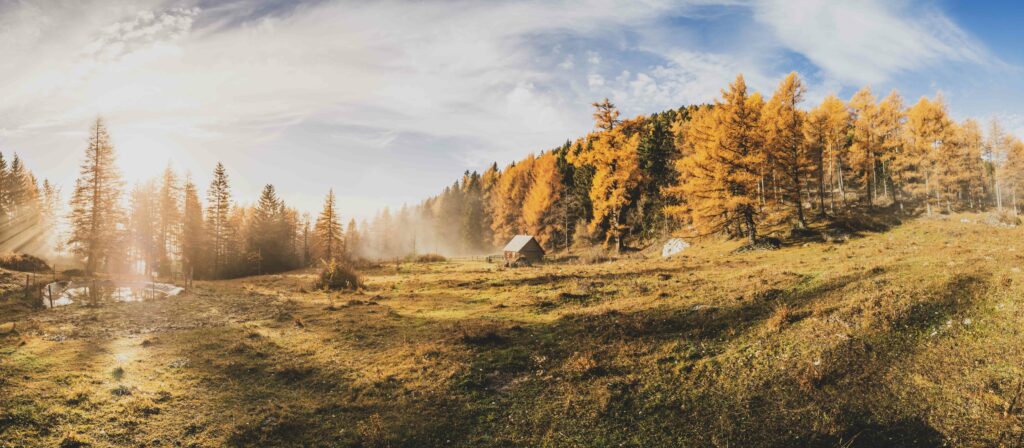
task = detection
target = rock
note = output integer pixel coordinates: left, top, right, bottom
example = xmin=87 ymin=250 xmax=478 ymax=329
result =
xmin=662 ymin=238 xmax=690 ymax=258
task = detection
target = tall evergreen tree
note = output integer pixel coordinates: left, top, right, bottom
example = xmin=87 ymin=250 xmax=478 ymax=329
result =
xmin=181 ymin=175 xmax=204 ymax=279
xmin=157 ymin=165 xmax=181 ymax=276
xmin=69 ymin=118 xmax=124 ymax=275
xmin=314 ymin=189 xmax=342 ymax=261
xmin=205 ymin=162 xmax=233 ymax=277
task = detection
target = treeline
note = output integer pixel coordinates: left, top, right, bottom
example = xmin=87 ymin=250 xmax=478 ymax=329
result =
xmin=364 ymin=72 xmax=1024 ymax=253
xmin=355 ymin=100 xmax=685 ymax=256
xmin=65 ymin=118 xmax=367 ymax=278
xmin=0 ymin=152 xmax=61 ymax=256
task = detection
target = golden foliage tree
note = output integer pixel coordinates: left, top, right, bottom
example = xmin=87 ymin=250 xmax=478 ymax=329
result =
xmin=522 ymin=152 xmax=563 ymax=248
xmin=567 ymin=100 xmax=642 ymax=251
xmin=490 ymin=156 xmax=534 ymax=246
xmin=903 ymin=96 xmax=952 ymax=215
xmin=804 ymin=95 xmax=849 ymax=215
xmin=671 ymin=74 xmax=765 ymax=243
xmin=848 ymin=87 xmax=880 ymax=207
xmin=762 ymin=72 xmax=808 ymax=228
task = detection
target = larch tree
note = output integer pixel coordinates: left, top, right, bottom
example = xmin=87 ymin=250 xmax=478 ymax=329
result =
xmin=874 ymin=90 xmax=906 ymax=205
xmin=205 ymin=162 xmax=233 ymax=277
xmin=762 ymin=72 xmax=809 ymax=228
xmin=804 ymin=96 xmax=849 ymax=215
xmin=490 ymin=157 xmax=534 ymax=246
xmin=998 ymin=136 xmax=1024 ymax=213
xmin=953 ymin=119 xmax=987 ymax=209
xmin=522 ymin=152 xmax=564 ymax=248
xmin=567 ymin=100 xmax=642 ymax=252
xmin=848 ymin=87 xmax=880 ymax=207
xmin=592 ymin=98 xmax=621 ymax=131
xmin=69 ymin=117 xmax=124 ymax=275
xmin=672 ymin=74 xmax=765 ymax=243
xmin=987 ymin=120 xmax=1012 ymax=210
xmin=315 ymin=189 xmax=342 ymax=261
xmin=904 ymin=96 xmax=952 ymax=215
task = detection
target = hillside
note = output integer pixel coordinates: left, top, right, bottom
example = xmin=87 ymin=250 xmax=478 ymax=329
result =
xmin=1 ymin=213 xmax=1023 ymax=446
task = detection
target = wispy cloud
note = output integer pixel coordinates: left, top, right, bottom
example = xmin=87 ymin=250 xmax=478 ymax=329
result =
xmin=0 ymin=0 xmax=1008 ymax=217
xmin=751 ymin=0 xmax=997 ymax=85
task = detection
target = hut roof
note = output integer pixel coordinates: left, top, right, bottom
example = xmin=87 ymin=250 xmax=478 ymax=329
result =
xmin=503 ymin=235 xmax=544 ymax=253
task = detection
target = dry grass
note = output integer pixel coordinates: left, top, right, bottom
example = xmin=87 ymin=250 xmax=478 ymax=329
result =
xmin=1 ymin=212 xmax=1023 ymax=446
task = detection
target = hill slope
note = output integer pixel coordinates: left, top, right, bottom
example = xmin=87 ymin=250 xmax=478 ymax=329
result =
xmin=1 ymin=213 xmax=1022 ymax=446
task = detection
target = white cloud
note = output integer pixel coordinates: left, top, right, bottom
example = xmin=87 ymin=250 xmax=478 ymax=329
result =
xmin=0 ymin=0 xmax=1005 ymax=217
xmin=752 ymin=0 xmax=994 ymax=85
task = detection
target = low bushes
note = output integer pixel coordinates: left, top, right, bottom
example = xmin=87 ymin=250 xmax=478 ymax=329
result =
xmin=414 ymin=253 xmax=447 ymax=263
xmin=314 ymin=259 xmax=363 ymax=291
xmin=0 ymin=253 xmax=49 ymax=272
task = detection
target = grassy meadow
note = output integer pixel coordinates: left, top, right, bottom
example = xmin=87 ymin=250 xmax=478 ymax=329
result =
xmin=2 ymin=212 xmax=1024 ymax=447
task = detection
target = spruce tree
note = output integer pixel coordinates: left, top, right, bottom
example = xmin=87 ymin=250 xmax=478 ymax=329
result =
xmin=181 ymin=176 xmax=204 ymax=279
xmin=69 ymin=118 xmax=124 ymax=275
xmin=205 ymin=162 xmax=233 ymax=277
xmin=157 ymin=165 xmax=181 ymax=276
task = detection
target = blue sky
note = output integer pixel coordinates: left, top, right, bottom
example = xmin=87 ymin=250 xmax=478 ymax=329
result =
xmin=0 ymin=0 xmax=1022 ymax=218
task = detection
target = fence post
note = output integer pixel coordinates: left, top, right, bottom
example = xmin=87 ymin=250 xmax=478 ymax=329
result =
xmin=47 ymin=284 xmax=53 ymax=308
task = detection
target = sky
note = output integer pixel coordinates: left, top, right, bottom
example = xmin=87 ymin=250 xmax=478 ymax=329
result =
xmin=1 ymin=0 xmax=1023 ymax=219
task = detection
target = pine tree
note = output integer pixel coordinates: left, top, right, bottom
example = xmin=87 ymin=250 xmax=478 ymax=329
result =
xmin=128 ymin=181 xmax=160 ymax=275
xmin=315 ymin=189 xmax=342 ymax=261
xmin=0 ymin=153 xmax=8 ymax=227
xmin=251 ymin=184 xmax=284 ymax=273
xmin=69 ymin=118 xmax=124 ymax=275
xmin=205 ymin=162 xmax=233 ymax=277
xmin=635 ymin=114 xmax=679 ymax=239
xmin=156 ymin=165 xmax=181 ymax=276
xmin=762 ymin=72 xmax=809 ymax=228
xmin=181 ymin=175 xmax=204 ymax=279
xmin=345 ymin=219 xmax=360 ymax=259
xmin=460 ymin=172 xmax=486 ymax=252
xmin=7 ymin=154 xmax=28 ymax=221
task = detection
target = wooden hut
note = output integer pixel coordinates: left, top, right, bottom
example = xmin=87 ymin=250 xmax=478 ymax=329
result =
xmin=502 ymin=235 xmax=545 ymax=266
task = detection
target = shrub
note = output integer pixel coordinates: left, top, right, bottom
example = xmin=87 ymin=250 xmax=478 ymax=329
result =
xmin=314 ymin=259 xmax=363 ymax=291
xmin=0 ymin=253 xmax=49 ymax=272
xmin=415 ymin=253 xmax=446 ymax=263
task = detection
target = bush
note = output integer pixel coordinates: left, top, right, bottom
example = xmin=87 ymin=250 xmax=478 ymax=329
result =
xmin=314 ymin=259 xmax=363 ymax=291
xmin=415 ymin=253 xmax=447 ymax=263
xmin=0 ymin=253 xmax=49 ymax=272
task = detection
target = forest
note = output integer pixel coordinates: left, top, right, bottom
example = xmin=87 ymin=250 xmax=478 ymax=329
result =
xmin=7 ymin=71 xmax=1024 ymax=279
xmin=373 ymin=72 xmax=1024 ymax=256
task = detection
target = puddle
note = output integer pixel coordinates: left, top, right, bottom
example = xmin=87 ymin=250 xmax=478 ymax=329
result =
xmin=42 ymin=280 xmax=185 ymax=308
